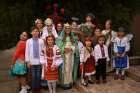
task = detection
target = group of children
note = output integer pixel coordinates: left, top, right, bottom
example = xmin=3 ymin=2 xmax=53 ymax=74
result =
xmin=10 ymin=13 xmax=133 ymax=93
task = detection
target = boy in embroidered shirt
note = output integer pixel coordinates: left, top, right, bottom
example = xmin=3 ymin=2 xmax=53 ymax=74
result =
xmin=94 ymin=35 xmax=110 ymax=84
xmin=25 ymin=27 xmax=44 ymax=93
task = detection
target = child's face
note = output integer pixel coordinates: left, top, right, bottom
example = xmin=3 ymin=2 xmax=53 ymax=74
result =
xmin=85 ymin=40 xmax=92 ymax=47
xmin=65 ymin=27 xmax=71 ymax=34
xmin=20 ymin=32 xmax=28 ymax=41
xmin=47 ymin=37 xmax=54 ymax=46
xmin=118 ymin=31 xmax=125 ymax=37
xmin=36 ymin=21 xmax=43 ymax=29
xmin=71 ymin=22 xmax=78 ymax=29
xmin=95 ymin=29 xmax=102 ymax=36
xmin=57 ymin=23 xmax=63 ymax=31
xmin=105 ymin=21 xmax=111 ymax=30
xmin=47 ymin=25 xmax=53 ymax=32
xmin=31 ymin=29 xmax=39 ymax=38
xmin=86 ymin=16 xmax=92 ymax=22
xmin=98 ymin=37 xmax=105 ymax=45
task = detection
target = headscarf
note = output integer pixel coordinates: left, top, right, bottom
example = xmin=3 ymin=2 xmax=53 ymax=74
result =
xmin=55 ymin=29 xmax=79 ymax=57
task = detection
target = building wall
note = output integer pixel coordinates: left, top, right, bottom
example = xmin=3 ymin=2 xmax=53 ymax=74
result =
xmin=132 ymin=14 xmax=140 ymax=55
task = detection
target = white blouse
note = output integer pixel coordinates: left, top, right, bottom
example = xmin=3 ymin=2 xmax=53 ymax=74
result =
xmin=113 ymin=36 xmax=130 ymax=53
xmin=94 ymin=44 xmax=110 ymax=62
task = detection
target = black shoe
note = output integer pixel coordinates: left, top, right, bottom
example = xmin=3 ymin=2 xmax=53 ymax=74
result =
xmin=120 ymin=75 xmax=125 ymax=80
xmin=114 ymin=74 xmax=119 ymax=80
xmin=88 ymin=80 xmax=94 ymax=84
xmin=96 ymin=80 xmax=100 ymax=84
xmin=63 ymin=85 xmax=72 ymax=90
xmin=102 ymin=79 xmax=107 ymax=84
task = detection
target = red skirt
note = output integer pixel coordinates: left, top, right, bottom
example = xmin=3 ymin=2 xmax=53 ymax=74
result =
xmin=43 ymin=60 xmax=58 ymax=80
xmin=83 ymin=56 xmax=95 ymax=74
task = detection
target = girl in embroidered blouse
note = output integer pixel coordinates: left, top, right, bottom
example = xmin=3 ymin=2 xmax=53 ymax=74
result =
xmin=40 ymin=35 xmax=63 ymax=93
xmin=80 ymin=37 xmax=95 ymax=86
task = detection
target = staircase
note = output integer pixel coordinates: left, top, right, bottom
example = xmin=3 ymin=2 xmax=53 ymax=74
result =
xmin=0 ymin=48 xmax=140 ymax=93
xmin=126 ymin=56 xmax=140 ymax=82
xmin=0 ymin=48 xmax=19 ymax=93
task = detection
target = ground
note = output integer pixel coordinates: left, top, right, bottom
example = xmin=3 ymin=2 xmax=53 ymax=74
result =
xmin=0 ymin=48 xmax=140 ymax=93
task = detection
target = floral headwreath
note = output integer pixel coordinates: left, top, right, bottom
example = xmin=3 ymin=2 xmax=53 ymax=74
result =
xmin=35 ymin=18 xmax=42 ymax=24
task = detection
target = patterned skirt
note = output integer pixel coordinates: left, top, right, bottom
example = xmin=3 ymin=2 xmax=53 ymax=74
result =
xmin=10 ymin=60 xmax=27 ymax=76
xmin=84 ymin=56 xmax=96 ymax=76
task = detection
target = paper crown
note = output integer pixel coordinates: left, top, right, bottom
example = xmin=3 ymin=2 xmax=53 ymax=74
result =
xmin=64 ymin=23 xmax=70 ymax=28
xmin=44 ymin=18 xmax=53 ymax=25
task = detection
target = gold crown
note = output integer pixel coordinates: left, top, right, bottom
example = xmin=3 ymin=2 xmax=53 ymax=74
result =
xmin=44 ymin=18 xmax=53 ymax=26
xmin=64 ymin=23 xmax=70 ymax=28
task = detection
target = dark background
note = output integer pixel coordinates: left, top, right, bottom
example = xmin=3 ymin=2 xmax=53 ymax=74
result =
xmin=0 ymin=0 xmax=140 ymax=54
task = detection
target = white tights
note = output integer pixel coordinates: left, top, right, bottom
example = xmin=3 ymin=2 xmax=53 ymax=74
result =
xmin=48 ymin=81 xmax=57 ymax=93
xmin=116 ymin=68 xmax=125 ymax=76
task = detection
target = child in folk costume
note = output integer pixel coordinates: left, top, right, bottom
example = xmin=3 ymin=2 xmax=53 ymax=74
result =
xmin=56 ymin=23 xmax=79 ymax=89
xmin=113 ymin=27 xmax=132 ymax=80
xmin=79 ymin=13 xmax=97 ymax=41
xmin=25 ymin=27 xmax=44 ymax=93
xmin=92 ymin=27 xmax=102 ymax=47
xmin=35 ymin=19 xmax=44 ymax=36
xmin=76 ymin=34 xmax=84 ymax=77
xmin=94 ymin=35 xmax=110 ymax=84
xmin=11 ymin=32 xmax=29 ymax=93
xmin=80 ymin=37 xmax=96 ymax=86
xmin=41 ymin=18 xmax=58 ymax=39
xmin=40 ymin=35 xmax=63 ymax=93
xmin=102 ymin=19 xmax=117 ymax=47
xmin=56 ymin=22 xmax=63 ymax=36
xmin=71 ymin=17 xmax=82 ymax=35
xmin=35 ymin=19 xmax=47 ymax=87
xmin=102 ymin=19 xmax=117 ymax=73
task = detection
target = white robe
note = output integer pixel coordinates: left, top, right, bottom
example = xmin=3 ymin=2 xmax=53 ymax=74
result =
xmin=41 ymin=25 xmax=58 ymax=39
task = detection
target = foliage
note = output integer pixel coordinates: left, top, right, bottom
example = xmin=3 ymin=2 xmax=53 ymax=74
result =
xmin=0 ymin=0 xmax=140 ymax=50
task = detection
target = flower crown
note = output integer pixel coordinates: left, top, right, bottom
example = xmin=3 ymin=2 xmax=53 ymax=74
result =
xmin=35 ymin=19 xmax=42 ymax=24
xmin=44 ymin=18 xmax=53 ymax=26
